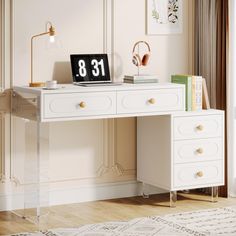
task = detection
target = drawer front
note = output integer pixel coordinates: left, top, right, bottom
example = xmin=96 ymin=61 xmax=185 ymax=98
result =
xmin=174 ymin=115 xmax=223 ymax=140
xmin=174 ymin=161 xmax=223 ymax=188
xmin=174 ymin=138 xmax=223 ymax=164
xmin=117 ymin=88 xmax=184 ymax=114
xmin=44 ymin=92 xmax=116 ymax=119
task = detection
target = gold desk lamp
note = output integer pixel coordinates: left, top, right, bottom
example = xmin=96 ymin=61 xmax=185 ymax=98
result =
xmin=29 ymin=22 xmax=56 ymax=87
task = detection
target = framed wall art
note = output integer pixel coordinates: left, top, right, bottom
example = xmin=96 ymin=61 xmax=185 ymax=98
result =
xmin=147 ymin=0 xmax=183 ymax=35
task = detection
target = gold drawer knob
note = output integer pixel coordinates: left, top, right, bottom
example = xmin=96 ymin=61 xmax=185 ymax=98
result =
xmin=148 ymin=98 xmax=156 ymax=104
xmin=79 ymin=101 xmax=86 ymax=108
xmin=196 ymin=171 xmax=203 ymax=177
xmin=196 ymin=148 xmax=203 ymax=154
xmin=196 ymin=125 xmax=204 ymax=131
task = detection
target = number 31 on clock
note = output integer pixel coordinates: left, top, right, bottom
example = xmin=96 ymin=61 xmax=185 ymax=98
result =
xmin=77 ymin=59 xmax=105 ymax=77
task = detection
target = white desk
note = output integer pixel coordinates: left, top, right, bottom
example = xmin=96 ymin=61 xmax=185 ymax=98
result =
xmin=13 ymin=83 xmax=185 ymax=122
xmin=12 ymin=83 xmax=224 ymax=218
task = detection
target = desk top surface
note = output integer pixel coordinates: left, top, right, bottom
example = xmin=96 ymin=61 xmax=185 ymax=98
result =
xmin=14 ymin=83 xmax=185 ymax=95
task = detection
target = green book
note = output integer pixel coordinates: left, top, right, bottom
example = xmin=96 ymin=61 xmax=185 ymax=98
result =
xmin=171 ymin=75 xmax=192 ymax=111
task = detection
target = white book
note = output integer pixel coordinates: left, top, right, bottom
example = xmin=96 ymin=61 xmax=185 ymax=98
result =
xmin=124 ymin=74 xmax=158 ymax=80
xmin=194 ymin=76 xmax=203 ymax=111
xmin=124 ymin=78 xmax=158 ymax=83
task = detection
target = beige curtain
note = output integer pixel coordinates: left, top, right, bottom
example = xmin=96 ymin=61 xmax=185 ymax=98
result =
xmin=194 ymin=0 xmax=227 ymax=109
xmin=194 ymin=0 xmax=228 ymax=196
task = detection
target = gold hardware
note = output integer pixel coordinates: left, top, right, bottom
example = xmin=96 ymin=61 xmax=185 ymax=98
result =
xmin=30 ymin=22 xmax=56 ymax=87
xmin=79 ymin=102 xmax=86 ymax=108
xmin=49 ymin=25 xmax=56 ymax=36
xmin=29 ymin=82 xmax=46 ymax=87
xmin=196 ymin=125 xmax=204 ymax=131
xmin=196 ymin=148 xmax=203 ymax=154
xmin=196 ymin=171 xmax=203 ymax=177
xmin=148 ymin=98 xmax=156 ymax=104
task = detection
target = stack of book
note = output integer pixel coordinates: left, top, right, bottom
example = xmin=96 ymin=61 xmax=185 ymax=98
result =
xmin=171 ymin=74 xmax=210 ymax=111
xmin=124 ymin=75 xmax=159 ymax=84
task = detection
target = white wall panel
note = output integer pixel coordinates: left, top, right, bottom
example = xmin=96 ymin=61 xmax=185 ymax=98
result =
xmin=113 ymin=0 xmax=190 ymax=82
xmin=13 ymin=0 xmax=104 ymax=85
xmin=49 ymin=120 xmax=105 ymax=181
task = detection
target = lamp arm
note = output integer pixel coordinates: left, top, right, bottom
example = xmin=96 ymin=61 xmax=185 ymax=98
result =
xmin=30 ymin=31 xmax=51 ymax=85
xmin=29 ymin=21 xmax=56 ymax=87
xmin=31 ymin=31 xmax=51 ymax=39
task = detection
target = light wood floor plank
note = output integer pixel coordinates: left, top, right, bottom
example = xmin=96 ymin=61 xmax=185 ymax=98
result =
xmin=1 ymin=193 xmax=236 ymax=235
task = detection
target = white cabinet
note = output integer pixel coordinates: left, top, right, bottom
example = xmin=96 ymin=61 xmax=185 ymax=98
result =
xmin=174 ymin=138 xmax=223 ymax=164
xmin=43 ymin=92 xmax=116 ymax=119
xmin=117 ymin=87 xmax=184 ymax=114
xmin=137 ymin=110 xmax=224 ymax=195
xmin=173 ymin=115 xmax=223 ymax=140
xmin=174 ymin=161 xmax=223 ymax=188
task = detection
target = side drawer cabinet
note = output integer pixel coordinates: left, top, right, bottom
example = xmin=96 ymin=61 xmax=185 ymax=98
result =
xmin=137 ymin=110 xmax=224 ymax=205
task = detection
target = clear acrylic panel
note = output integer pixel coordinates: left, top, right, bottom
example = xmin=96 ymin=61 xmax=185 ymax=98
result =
xmin=11 ymin=91 xmax=50 ymax=227
xmin=170 ymin=191 xmax=177 ymax=207
xmin=211 ymin=186 xmax=218 ymax=203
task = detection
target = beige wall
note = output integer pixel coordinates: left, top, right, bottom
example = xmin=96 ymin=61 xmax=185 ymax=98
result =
xmin=0 ymin=0 xmax=193 ymax=208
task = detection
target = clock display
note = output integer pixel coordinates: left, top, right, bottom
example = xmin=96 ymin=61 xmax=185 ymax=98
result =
xmin=70 ymin=54 xmax=110 ymax=83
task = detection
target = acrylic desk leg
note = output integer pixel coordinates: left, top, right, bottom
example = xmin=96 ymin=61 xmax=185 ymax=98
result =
xmin=36 ymin=120 xmax=41 ymax=221
xmin=142 ymin=183 xmax=149 ymax=198
xmin=211 ymin=186 xmax=218 ymax=203
xmin=23 ymin=120 xmax=49 ymax=224
xmin=170 ymin=191 xmax=177 ymax=207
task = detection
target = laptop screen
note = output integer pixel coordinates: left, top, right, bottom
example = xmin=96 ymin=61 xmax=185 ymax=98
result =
xmin=70 ymin=54 xmax=111 ymax=83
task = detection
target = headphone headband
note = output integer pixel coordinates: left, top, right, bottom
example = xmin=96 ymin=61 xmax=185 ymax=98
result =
xmin=132 ymin=41 xmax=151 ymax=53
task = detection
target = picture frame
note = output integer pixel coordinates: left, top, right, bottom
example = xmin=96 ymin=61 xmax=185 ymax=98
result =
xmin=147 ymin=0 xmax=183 ymax=35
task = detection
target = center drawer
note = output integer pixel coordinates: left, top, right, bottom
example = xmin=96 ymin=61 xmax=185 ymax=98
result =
xmin=43 ymin=92 xmax=116 ymax=119
xmin=174 ymin=138 xmax=223 ymax=164
xmin=117 ymin=88 xmax=184 ymax=114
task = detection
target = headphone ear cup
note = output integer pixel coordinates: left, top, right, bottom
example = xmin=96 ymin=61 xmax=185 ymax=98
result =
xmin=132 ymin=54 xmax=142 ymax=66
xmin=142 ymin=54 xmax=150 ymax=66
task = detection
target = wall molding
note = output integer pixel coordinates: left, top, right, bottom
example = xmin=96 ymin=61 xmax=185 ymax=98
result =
xmin=0 ymin=1 xmax=4 ymax=181
xmin=0 ymin=114 xmax=4 ymax=180
xmin=0 ymin=0 xmax=12 ymax=183
xmin=188 ymin=0 xmax=194 ymax=74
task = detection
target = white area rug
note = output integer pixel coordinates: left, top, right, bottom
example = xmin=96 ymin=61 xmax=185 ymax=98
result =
xmin=10 ymin=206 xmax=236 ymax=236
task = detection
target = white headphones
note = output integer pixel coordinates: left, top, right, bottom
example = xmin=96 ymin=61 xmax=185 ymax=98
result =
xmin=132 ymin=41 xmax=151 ymax=67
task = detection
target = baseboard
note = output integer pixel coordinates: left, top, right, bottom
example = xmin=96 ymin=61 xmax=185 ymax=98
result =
xmin=0 ymin=181 xmax=166 ymax=211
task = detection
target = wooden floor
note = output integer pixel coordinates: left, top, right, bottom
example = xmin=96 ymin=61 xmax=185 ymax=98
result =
xmin=1 ymin=192 xmax=236 ymax=235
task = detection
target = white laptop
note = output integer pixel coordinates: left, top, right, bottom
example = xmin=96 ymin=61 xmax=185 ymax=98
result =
xmin=70 ymin=54 xmax=121 ymax=86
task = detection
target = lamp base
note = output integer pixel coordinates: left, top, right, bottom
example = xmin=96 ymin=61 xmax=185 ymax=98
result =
xmin=29 ymin=82 xmax=45 ymax=87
